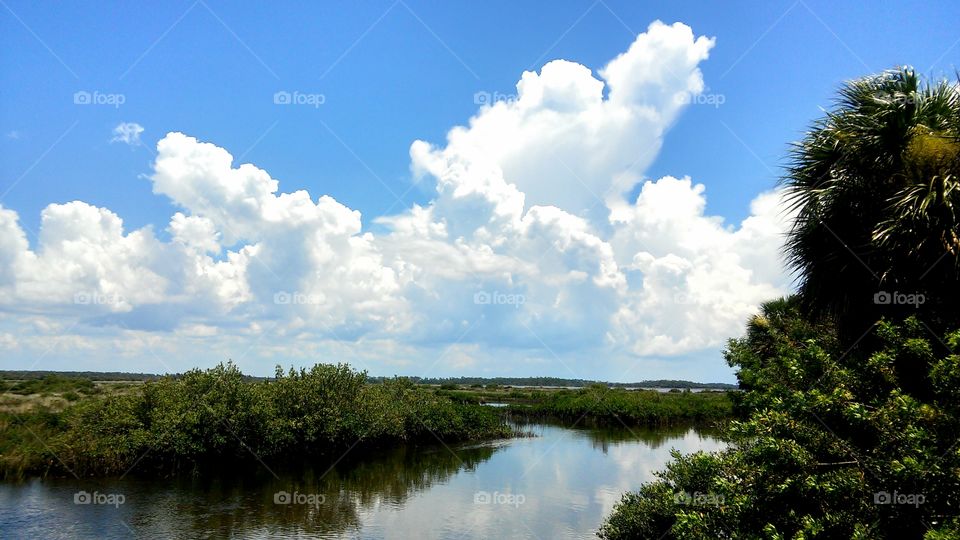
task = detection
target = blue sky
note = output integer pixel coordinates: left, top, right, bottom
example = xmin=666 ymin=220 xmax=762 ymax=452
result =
xmin=1 ymin=1 xmax=958 ymax=381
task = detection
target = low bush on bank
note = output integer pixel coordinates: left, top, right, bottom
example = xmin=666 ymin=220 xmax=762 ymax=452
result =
xmin=0 ymin=363 xmax=512 ymax=479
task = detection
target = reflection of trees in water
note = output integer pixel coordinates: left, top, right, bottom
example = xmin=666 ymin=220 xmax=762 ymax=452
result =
xmin=508 ymin=414 xmax=723 ymax=454
xmin=99 ymin=420 xmax=723 ymax=536
xmin=123 ymin=443 xmax=500 ymax=537
xmin=321 ymin=443 xmax=496 ymax=507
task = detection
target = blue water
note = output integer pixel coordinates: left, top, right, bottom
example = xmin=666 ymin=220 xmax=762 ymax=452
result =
xmin=0 ymin=420 xmax=724 ymax=539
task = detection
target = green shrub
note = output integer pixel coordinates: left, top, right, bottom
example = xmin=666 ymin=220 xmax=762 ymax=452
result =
xmin=600 ymin=301 xmax=960 ymax=539
xmin=2 ymin=363 xmax=512 ymax=478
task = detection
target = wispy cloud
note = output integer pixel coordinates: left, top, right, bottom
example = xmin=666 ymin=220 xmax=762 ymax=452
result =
xmin=110 ymin=122 xmax=144 ymax=146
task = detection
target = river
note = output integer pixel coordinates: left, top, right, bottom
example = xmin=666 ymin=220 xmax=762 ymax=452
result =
xmin=0 ymin=419 xmax=725 ymax=539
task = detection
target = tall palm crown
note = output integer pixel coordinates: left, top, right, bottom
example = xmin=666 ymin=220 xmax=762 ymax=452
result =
xmin=783 ymin=68 xmax=960 ymax=338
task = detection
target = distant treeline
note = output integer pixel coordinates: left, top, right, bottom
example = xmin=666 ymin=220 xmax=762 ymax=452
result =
xmin=0 ymin=370 xmax=265 ymax=382
xmin=1 ymin=370 xmax=163 ymax=381
xmin=1 ymin=371 xmax=737 ymax=390
xmin=378 ymin=376 xmax=737 ymax=390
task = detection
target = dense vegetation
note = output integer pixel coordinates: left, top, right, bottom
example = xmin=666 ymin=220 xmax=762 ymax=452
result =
xmin=784 ymin=67 xmax=960 ymax=337
xmin=0 ymin=363 xmax=512 ymax=479
xmin=600 ymin=300 xmax=960 ymax=538
xmin=601 ymin=69 xmax=960 ymax=539
xmin=504 ymin=386 xmax=732 ymax=425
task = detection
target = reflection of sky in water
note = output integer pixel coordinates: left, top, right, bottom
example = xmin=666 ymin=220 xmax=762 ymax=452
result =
xmin=352 ymin=424 xmax=725 ymax=539
xmin=0 ymin=424 xmax=725 ymax=539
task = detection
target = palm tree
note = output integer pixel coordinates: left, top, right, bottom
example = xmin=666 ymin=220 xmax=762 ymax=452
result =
xmin=782 ymin=67 xmax=960 ymax=339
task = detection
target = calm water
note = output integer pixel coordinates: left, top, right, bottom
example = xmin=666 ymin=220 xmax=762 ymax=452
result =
xmin=0 ymin=419 xmax=725 ymax=539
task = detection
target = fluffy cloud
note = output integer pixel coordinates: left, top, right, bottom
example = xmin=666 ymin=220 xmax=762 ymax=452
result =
xmin=0 ymin=21 xmax=794 ymax=381
xmin=0 ymin=198 xmax=251 ymax=329
xmin=411 ymin=20 xmax=715 ymax=223
xmin=608 ymin=177 xmax=791 ymax=356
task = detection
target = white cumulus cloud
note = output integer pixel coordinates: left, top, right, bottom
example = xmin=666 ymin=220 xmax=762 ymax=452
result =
xmin=411 ymin=20 xmax=715 ymax=223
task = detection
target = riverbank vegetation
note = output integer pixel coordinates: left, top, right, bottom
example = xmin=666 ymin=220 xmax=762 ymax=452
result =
xmin=600 ymin=69 xmax=960 ymax=539
xmin=1 ymin=367 xmax=734 ymax=480
xmin=431 ymin=383 xmax=732 ymax=426
xmin=0 ymin=363 xmax=512 ymax=479
xmin=501 ymin=386 xmax=731 ymax=425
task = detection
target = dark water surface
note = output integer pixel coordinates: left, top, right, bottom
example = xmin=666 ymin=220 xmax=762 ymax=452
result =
xmin=0 ymin=420 xmax=725 ymax=539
